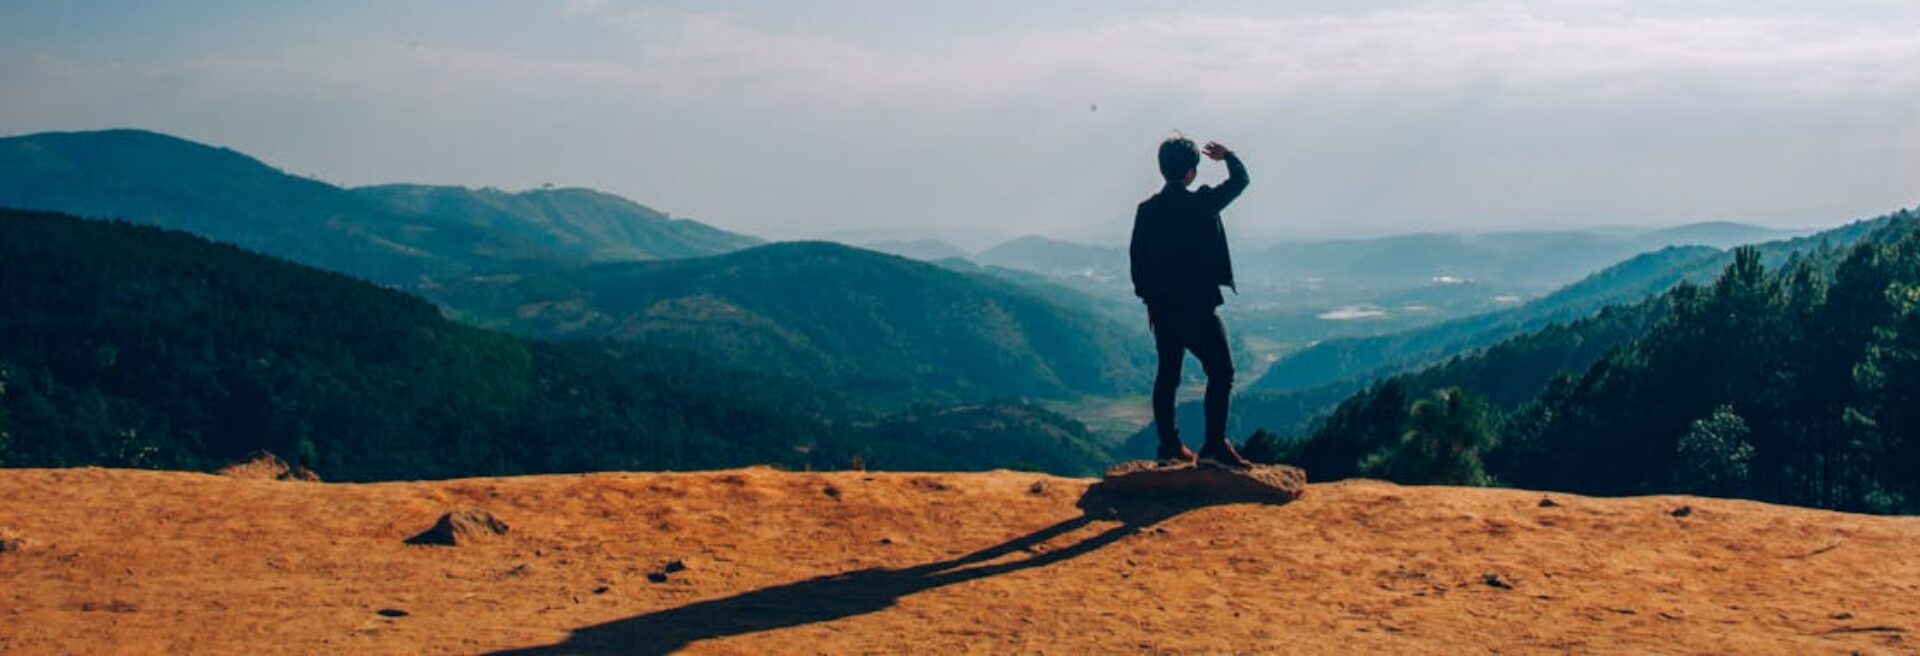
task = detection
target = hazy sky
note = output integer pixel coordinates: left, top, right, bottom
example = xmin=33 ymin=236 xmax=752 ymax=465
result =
xmin=3 ymin=1 xmax=1917 ymax=246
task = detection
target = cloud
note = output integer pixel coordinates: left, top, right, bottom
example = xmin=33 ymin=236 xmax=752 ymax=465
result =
xmin=3 ymin=2 xmax=1917 ymax=241
xmin=1319 ymin=306 xmax=1389 ymax=320
xmin=578 ymin=5 xmax=1920 ymax=109
xmin=559 ymin=0 xmax=610 ymax=18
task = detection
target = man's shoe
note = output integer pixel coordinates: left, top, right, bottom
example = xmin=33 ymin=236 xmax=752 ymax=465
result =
xmin=1198 ymin=440 xmax=1254 ymax=470
xmin=1156 ymin=441 xmax=1197 ymax=465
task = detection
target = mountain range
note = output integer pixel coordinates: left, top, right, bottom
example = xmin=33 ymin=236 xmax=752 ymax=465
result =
xmin=948 ymin=223 xmax=1802 ymax=297
xmin=1245 ymin=223 xmax=1804 ymax=291
xmin=352 ymin=183 xmax=761 ymax=262
xmin=6 ymin=127 xmax=1896 ymax=488
xmin=0 ymin=129 xmax=1149 ymax=407
xmin=927 ymin=223 xmax=1808 ymax=373
xmin=860 ymin=238 xmax=970 ymax=261
xmin=0 ymin=130 xmax=758 ymax=286
xmin=974 ymin=235 xmax=1128 ymax=280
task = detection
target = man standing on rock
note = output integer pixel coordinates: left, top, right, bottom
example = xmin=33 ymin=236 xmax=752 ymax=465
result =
xmin=1130 ymin=135 xmax=1253 ymax=469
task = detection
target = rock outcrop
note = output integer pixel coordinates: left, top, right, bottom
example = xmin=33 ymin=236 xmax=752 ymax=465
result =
xmin=215 ymin=451 xmax=321 ymax=482
xmin=1093 ymin=460 xmax=1306 ymax=504
xmin=405 ymin=510 xmax=510 ymax=547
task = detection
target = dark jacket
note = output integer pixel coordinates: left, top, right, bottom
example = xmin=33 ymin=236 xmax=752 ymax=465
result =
xmin=1129 ymin=153 xmax=1247 ymax=309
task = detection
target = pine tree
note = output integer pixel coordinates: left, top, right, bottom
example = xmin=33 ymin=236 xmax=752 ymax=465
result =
xmin=1360 ymin=388 xmax=1496 ymax=486
xmin=1849 ymin=281 xmax=1920 ymax=512
xmin=1239 ymin=429 xmax=1287 ymax=465
xmin=1671 ymin=405 xmax=1755 ymax=497
xmin=1295 ymin=380 xmax=1410 ymax=480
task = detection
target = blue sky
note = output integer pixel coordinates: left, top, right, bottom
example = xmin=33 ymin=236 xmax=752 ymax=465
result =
xmin=3 ymin=1 xmax=1917 ymax=246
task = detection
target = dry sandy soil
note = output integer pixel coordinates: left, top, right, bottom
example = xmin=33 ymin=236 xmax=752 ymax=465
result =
xmin=2 ymin=466 xmax=1918 ymax=654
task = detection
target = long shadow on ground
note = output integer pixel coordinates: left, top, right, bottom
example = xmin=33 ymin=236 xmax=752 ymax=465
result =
xmin=492 ymin=480 xmax=1289 ymax=654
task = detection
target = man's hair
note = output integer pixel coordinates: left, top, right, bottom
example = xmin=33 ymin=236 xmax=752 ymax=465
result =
xmin=1157 ymin=136 xmax=1200 ymax=182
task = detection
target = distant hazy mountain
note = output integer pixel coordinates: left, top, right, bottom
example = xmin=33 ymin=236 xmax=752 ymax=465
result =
xmin=430 ymin=241 xmax=1153 ymax=404
xmin=1244 ymin=224 xmax=1805 ymax=291
xmin=355 ymin=183 xmax=760 ymax=262
xmin=0 ymin=130 xmax=755 ymax=285
xmin=816 ymin=226 xmax=1010 ymax=253
xmin=975 ymin=235 xmax=1126 ymax=279
xmin=860 ymin=238 xmax=971 ymax=261
xmin=963 ymin=224 xmax=1803 ymax=309
xmin=1636 ymin=221 xmax=1804 ymax=249
xmin=1249 ymin=245 xmax=1729 ymax=394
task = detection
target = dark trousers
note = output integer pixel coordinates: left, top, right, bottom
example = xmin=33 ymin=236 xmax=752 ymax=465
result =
xmin=1149 ymin=303 xmax=1234 ymax=444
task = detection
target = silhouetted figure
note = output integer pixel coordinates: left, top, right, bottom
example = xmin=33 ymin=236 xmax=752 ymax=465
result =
xmin=1130 ymin=136 xmax=1252 ymax=469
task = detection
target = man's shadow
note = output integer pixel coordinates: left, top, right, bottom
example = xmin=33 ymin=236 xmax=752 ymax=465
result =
xmin=492 ymin=483 xmax=1277 ymax=655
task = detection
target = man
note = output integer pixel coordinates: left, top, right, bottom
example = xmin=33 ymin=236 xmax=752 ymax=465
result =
xmin=1129 ymin=136 xmax=1252 ymax=468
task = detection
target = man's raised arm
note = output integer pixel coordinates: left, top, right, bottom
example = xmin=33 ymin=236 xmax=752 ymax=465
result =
xmin=1199 ymin=142 xmax=1248 ymax=213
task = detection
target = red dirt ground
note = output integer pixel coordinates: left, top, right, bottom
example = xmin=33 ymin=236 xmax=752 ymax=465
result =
xmin=2 ymin=467 xmax=1916 ymax=654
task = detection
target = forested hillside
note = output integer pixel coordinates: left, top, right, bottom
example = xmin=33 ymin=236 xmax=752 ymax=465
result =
xmin=0 ymin=209 xmax=1116 ymax=479
xmin=1281 ymin=300 xmax=1664 ymax=481
xmin=1286 ymin=209 xmax=1920 ymax=513
xmin=431 ymin=241 xmax=1154 ymax=404
xmin=1248 ymin=217 xmax=1884 ymax=397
